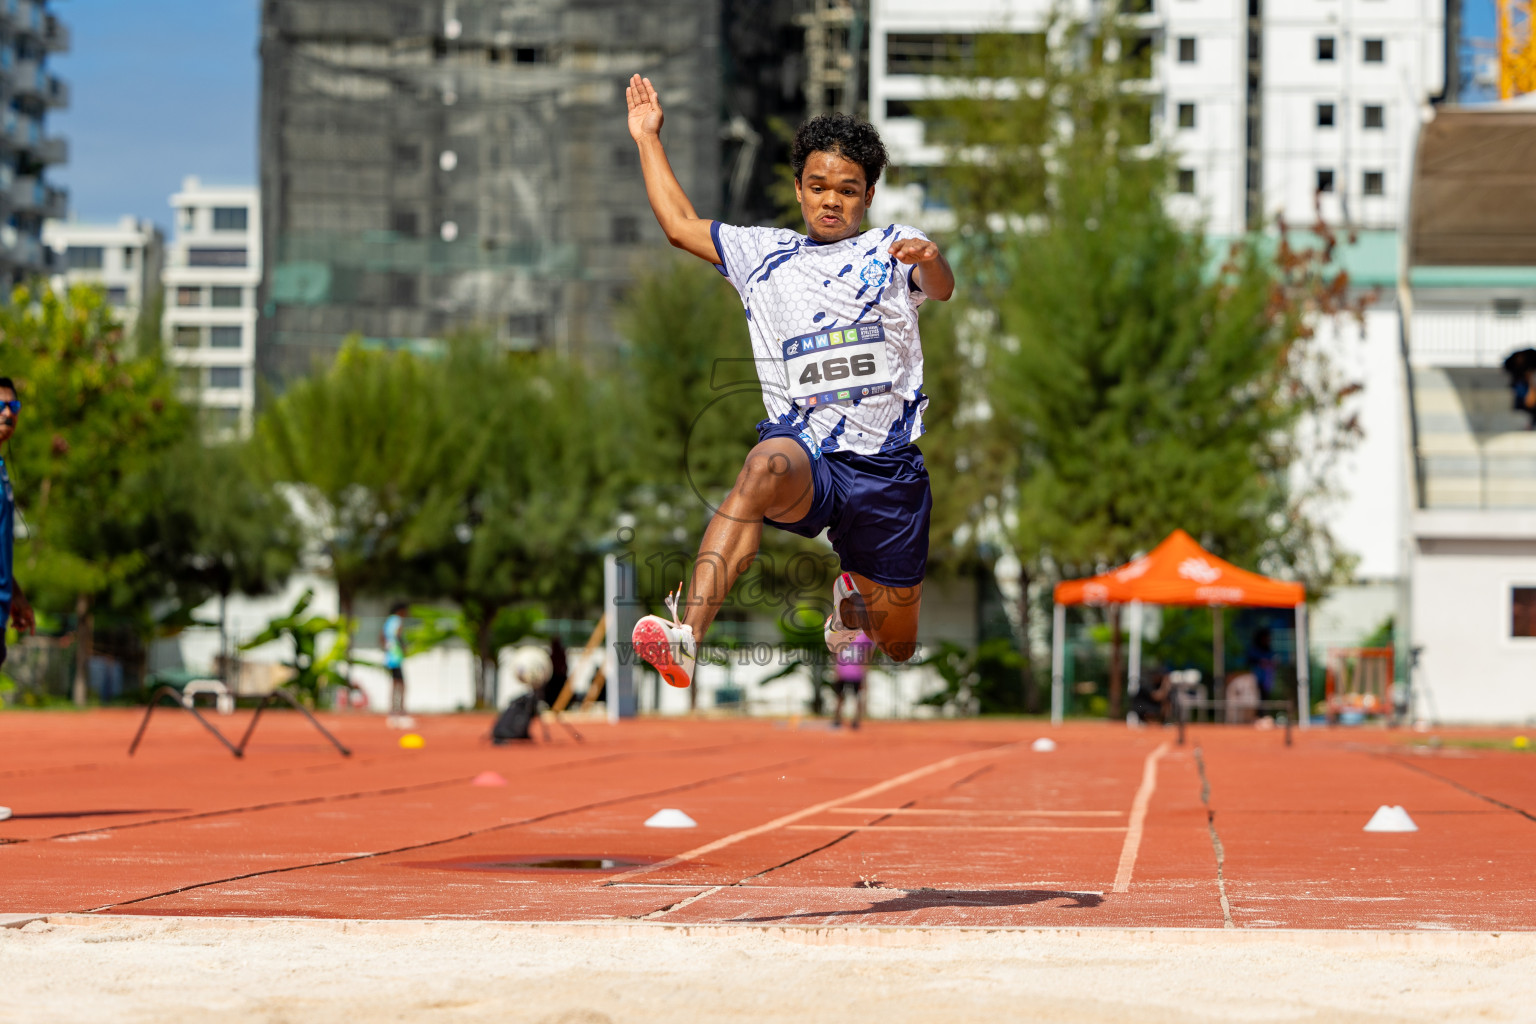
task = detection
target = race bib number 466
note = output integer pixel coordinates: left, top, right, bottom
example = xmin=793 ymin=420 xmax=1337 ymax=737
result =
xmin=781 ymin=322 xmax=892 ymax=408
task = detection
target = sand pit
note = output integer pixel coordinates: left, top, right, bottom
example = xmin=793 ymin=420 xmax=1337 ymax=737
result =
xmin=5 ymin=915 xmax=1536 ymax=1023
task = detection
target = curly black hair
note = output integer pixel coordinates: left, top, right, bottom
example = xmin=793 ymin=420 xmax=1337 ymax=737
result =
xmin=791 ymin=113 xmax=888 ymax=188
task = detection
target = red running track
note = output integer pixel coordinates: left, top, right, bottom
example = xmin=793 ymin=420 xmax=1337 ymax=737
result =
xmin=1 ymin=710 xmax=1532 ymax=930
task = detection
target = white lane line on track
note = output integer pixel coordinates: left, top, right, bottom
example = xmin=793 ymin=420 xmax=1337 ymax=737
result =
xmin=1112 ymin=742 xmax=1170 ymax=894
xmin=786 ymin=824 xmax=1127 ymax=833
xmin=826 ymin=808 xmax=1125 ymax=817
xmin=603 ymin=742 xmax=1022 ymax=885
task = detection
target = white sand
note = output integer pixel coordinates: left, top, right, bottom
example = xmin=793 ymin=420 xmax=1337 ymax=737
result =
xmin=4 ymin=916 xmax=1536 ymax=1023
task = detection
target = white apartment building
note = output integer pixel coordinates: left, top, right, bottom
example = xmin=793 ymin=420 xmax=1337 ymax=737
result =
xmin=163 ymin=177 xmax=260 ymax=436
xmin=1399 ymin=99 xmax=1536 ymax=723
xmin=42 ymin=216 xmax=163 ymax=327
xmin=867 ymin=0 xmax=1447 ymax=655
xmin=869 ymin=0 xmax=1444 ymax=236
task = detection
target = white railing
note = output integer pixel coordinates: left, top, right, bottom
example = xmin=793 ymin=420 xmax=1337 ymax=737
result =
xmin=1410 ymin=309 xmax=1536 ymax=368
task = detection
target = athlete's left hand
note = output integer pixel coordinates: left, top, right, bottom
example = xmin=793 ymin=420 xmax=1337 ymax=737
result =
xmin=888 ymin=238 xmax=942 ymax=264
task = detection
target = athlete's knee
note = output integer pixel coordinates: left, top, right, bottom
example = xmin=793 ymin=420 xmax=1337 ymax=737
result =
xmin=734 ymin=445 xmax=802 ymax=507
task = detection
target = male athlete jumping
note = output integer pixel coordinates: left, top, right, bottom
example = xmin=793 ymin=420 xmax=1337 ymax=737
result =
xmin=626 ymin=75 xmax=954 ymax=689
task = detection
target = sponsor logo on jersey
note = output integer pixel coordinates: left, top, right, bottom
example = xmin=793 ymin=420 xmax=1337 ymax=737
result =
xmin=807 ymin=396 xmax=817 ymax=406
xmin=815 ymin=334 xmax=829 ymax=348
xmin=837 ymin=390 xmax=850 ymax=400
xmin=786 ymin=340 xmax=799 ymax=355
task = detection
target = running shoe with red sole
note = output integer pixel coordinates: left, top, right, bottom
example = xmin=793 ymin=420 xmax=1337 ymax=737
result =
xmin=632 ymin=584 xmax=697 ymax=688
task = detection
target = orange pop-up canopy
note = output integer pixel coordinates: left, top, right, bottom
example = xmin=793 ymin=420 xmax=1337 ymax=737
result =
xmin=1053 ymin=529 xmax=1305 ymax=608
xmin=1048 ymin=530 xmax=1309 ymax=728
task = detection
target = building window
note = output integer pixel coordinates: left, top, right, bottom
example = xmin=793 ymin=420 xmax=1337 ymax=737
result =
xmin=394 ymin=143 xmax=421 ymax=168
xmin=187 ymin=248 xmax=248 ymax=267
xmin=1176 ymin=168 xmax=1196 ymax=193
xmin=1177 ymin=37 xmax=1196 ymax=63
xmin=210 ymin=325 xmax=242 ymax=348
xmin=65 ymin=246 xmax=104 ymax=270
xmin=176 ymin=286 xmax=202 ymax=307
xmin=106 ymin=287 xmax=128 ymax=305
xmin=1514 ymin=588 xmax=1536 ymax=637
xmin=204 ymin=406 xmax=241 ymax=431
xmin=1363 ymin=104 xmax=1385 ymax=129
xmin=886 ymin=99 xmax=917 ymax=119
xmin=1317 ymin=37 xmax=1336 ymax=61
xmin=1317 ymin=103 xmax=1335 ymax=127
xmin=612 ymin=215 xmax=641 ymax=245
xmin=177 ymin=367 xmax=201 ymax=390
xmin=209 ymin=366 xmax=242 ymax=389
xmin=1494 ymin=298 xmax=1524 ymax=317
xmin=390 ymin=272 xmax=418 ymax=306
xmin=211 ymin=286 xmax=243 ymax=308
xmin=1177 ymin=102 xmax=1196 ymax=128
xmin=180 ymin=207 xmax=196 ymax=231
xmin=886 ymin=33 xmax=977 ymax=74
xmin=1317 ymin=169 xmax=1335 ymax=193
xmin=391 ymin=209 xmax=419 ymax=237
xmin=122 ymin=247 xmax=136 ymax=270
xmin=514 ymin=46 xmax=546 ymax=64
xmin=173 ymin=325 xmax=201 ymax=348
xmin=1364 ymin=39 xmax=1385 ymax=63
xmin=213 ymin=207 xmax=249 ymax=232
xmin=1363 ymin=171 xmax=1385 ymax=196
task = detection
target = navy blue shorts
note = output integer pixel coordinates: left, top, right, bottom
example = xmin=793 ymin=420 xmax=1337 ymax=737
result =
xmin=757 ymin=420 xmax=932 ymax=588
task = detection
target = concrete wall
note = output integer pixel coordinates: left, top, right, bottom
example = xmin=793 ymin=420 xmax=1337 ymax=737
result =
xmin=1412 ymin=513 xmax=1536 ymax=724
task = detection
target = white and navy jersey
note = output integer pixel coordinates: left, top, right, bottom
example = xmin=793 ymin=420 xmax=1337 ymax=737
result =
xmin=711 ymin=221 xmax=931 ymax=457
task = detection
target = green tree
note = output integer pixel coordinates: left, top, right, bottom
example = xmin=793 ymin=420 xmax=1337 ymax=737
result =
xmin=0 ymin=285 xmax=191 ymax=704
xmin=925 ymin=13 xmax=1363 ymax=717
xmin=240 ymin=589 xmax=352 ymax=704
xmin=124 ymin=437 xmax=302 ymax=669
xmin=401 ymin=341 xmax=620 ymax=707
xmin=253 ymin=341 xmax=451 ymax=651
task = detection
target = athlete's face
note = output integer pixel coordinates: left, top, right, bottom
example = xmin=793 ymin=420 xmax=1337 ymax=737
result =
xmin=0 ymin=386 xmax=16 ymax=444
xmin=795 ymin=151 xmax=874 ymax=243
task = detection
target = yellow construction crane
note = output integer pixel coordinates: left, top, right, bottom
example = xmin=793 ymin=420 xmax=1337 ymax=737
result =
xmin=1499 ymin=0 xmax=1536 ymax=98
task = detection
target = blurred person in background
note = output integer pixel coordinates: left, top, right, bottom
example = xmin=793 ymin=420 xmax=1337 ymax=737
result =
xmin=0 ymin=376 xmax=36 ymax=824
xmin=832 ymin=630 xmax=872 ymax=729
xmin=382 ymin=602 xmax=411 ymax=728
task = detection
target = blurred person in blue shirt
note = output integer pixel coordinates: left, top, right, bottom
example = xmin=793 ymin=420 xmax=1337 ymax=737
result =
xmin=0 ymin=376 xmax=36 ymax=824
xmin=382 ymin=602 xmax=409 ymax=726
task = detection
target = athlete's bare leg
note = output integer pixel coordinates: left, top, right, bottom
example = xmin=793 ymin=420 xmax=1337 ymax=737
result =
xmin=842 ymin=573 xmax=924 ymax=662
xmin=682 ymin=438 xmax=815 ymax=638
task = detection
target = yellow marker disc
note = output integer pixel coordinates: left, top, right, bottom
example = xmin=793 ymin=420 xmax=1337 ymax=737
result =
xmin=1514 ymin=735 xmax=1530 ymax=750
xmin=399 ymin=733 xmax=425 ymax=749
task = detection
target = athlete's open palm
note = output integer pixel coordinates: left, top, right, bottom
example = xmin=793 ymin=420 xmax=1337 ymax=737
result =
xmin=626 ymin=74 xmax=664 ymax=141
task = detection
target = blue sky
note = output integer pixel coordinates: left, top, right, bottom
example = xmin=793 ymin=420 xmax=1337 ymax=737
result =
xmin=51 ymin=0 xmax=259 ymax=231
xmin=43 ymin=1 xmax=1500 ymax=230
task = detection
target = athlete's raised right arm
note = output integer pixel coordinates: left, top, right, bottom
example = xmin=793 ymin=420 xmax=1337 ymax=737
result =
xmin=627 ymin=74 xmax=720 ymax=265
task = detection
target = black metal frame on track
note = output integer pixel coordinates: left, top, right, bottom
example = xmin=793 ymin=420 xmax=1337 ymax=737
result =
xmin=127 ymin=685 xmax=352 ymax=759
xmin=1173 ymin=690 xmax=1295 ymax=747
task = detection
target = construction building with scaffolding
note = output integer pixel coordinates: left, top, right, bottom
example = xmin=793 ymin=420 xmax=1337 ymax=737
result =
xmin=258 ymin=0 xmax=725 ymax=381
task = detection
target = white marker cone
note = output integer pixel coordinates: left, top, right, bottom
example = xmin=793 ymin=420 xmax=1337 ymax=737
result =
xmin=644 ymin=808 xmax=697 ymax=829
xmin=1031 ymin=738 xmax=1057 ymax=753
xmin=1363 ymin=805 xmax=1418 ymax=832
